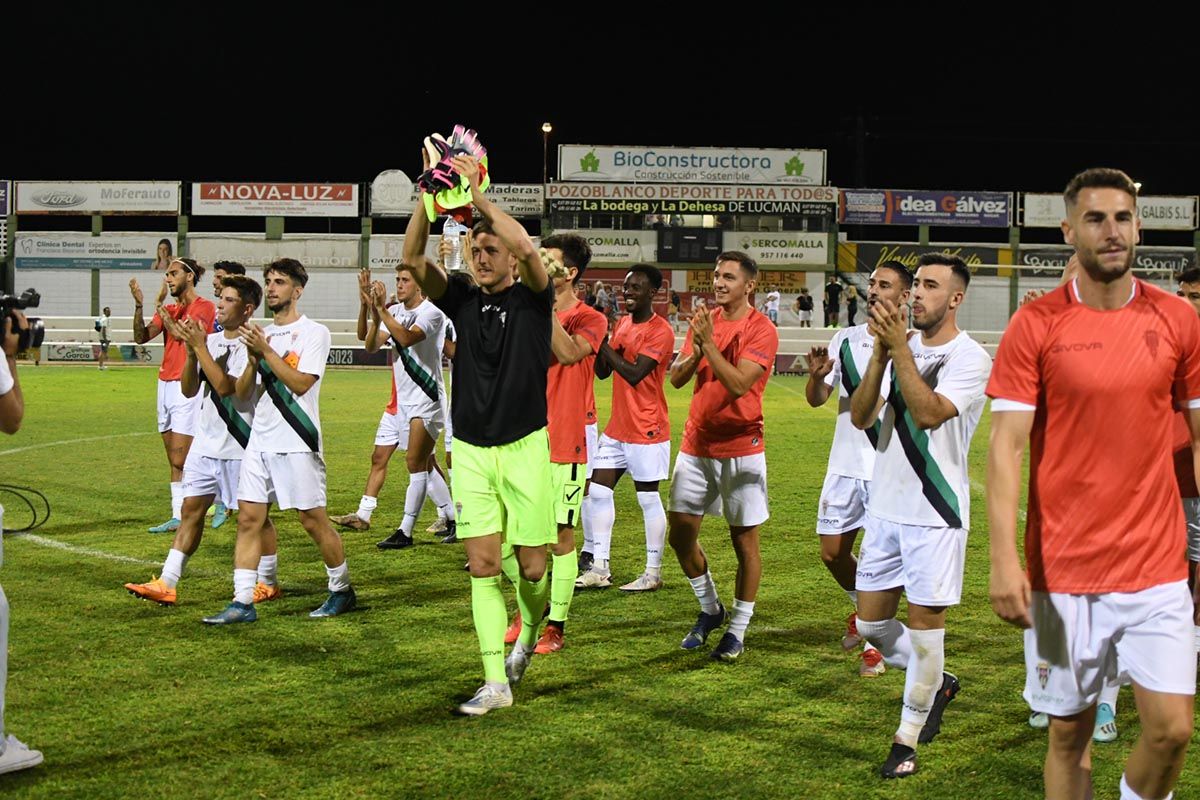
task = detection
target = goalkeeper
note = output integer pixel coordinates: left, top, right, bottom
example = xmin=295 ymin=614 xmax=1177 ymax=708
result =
xmin=404 ymin=134 xmax=555 ymax=716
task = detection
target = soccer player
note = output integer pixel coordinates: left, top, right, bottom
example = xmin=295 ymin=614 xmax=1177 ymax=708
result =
xmin=202 ymin=259 xmax=356 ymax=624
xmin=1177 ymin=267 xmax=1200 ymax=651
xmin=95 ymin=306 xmax=111 ymax=371
xmin=207 ymin=261 xmax=245 ymax=525
xmin=404 ymin=152 xmax=554 ymax=715
xmin=579 ymin=264 xmax=675 ymax=592
xmin=990 ymin=168 xmax=1200 ymax=800
xmin=806 ymin=261 xmax=912 ymax=677
xmin=849 ymin=253 xmax=991 ymax=779
xmin=330 ymin=267 xmax=455 ymax=548
xmin=667 ymin=251 xmax=779 ymax=661
xmin=131 ymin=259 xmax=217 ymax=533
xmin=523 ymin=233 xmax=607 ymax=653
xmin=125 ymin=275 xmax=281 ymax=606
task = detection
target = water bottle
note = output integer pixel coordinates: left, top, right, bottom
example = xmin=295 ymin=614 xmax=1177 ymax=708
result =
xmin=443 ymin=218 xmax=467 ymax=272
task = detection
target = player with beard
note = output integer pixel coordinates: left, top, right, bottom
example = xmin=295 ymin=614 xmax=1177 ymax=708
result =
xmin=131 ymin=259 xmax=217 ymax=533
xmin=990 ymin=168 xmax=1200 ymax=800
xmin=849 ymin=254 xmax=991 ymax=778
xmin=202 ymin=259 xmax=356 ymax=624
xmin=806 ymin=261 xmax=911 ymax=676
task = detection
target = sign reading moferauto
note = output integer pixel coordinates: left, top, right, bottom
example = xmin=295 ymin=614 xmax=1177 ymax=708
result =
xmin=16 ymin=181 xmax=180 ymax=215
xmin=547 ymin=183 xmax=837 ymax=216
xmin=1021 ymin=192 xmax=1198 ymax=231
xmin=839 ymin=189 xmax=1012 ymax=227
xmin=559 ymin=145 xmax=826 ymax=185
xmin=192 ymin=182 xmax=359 ymax=217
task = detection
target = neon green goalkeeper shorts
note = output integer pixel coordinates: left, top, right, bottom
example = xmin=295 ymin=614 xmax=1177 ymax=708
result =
xmin=451 ymin=428 xmax=555 ymax=546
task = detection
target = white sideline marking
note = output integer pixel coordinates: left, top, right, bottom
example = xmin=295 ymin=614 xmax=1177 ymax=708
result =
xmin=0 ymin=431 xmax=155 ymax=456
xmin=10 ymin=533 xmax=161 ymax=567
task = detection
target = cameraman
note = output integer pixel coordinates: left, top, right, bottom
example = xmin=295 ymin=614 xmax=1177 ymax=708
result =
xmin=0 ymin=310 xmax=43 ymax=774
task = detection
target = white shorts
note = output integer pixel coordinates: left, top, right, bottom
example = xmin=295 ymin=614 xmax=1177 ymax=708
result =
xmin=799 ymin=310 xmax=813 ymax=322
xmin=238 ymin=449 xmax=327 ymax=511
xmin=156 ymin=379 xmax=201 ymax=435
xmin=592 ymin=433 xmax=671 ymax=482
xmin=585 ymin=423 xmax=599 ymax=479
xmin=1185 ymin=497 xmax=1200 ymax=562
xmin=441 ymin=394 xmax=453 ymax=452
xmin=1025 ymin=580 xmax=1196 ymax=716
xmin=855 ymin=513 xmax=968 ymax=606
xmin=181 ymin=451 xmax=241 ymax=510
xmin=373 ymin=404 xmax=444 ymax=448
xmin=669 ymin=451 xmax=769 ymax=527
xmin=816 ymin=473 xmax=869 ymax=535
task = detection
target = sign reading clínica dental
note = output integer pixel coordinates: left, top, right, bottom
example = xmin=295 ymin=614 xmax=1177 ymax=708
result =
xmin=559 ymin=145 xmax=826 ymax=185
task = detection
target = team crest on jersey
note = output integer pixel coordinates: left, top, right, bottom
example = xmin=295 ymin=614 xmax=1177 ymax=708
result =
xmin=751 ymin=437 xmax=760 ymax=446
xmin=1144 ymin=330 xmax=1160 ymax=359
xmin=1037 ymin=661 xmax=1050 ymax=690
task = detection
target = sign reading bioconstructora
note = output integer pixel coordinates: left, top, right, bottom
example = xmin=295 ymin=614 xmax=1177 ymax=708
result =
xmin=548 ymin=183 xmax=836 ymax=216
xmin=16 ymin=181 xmax=180 ymax=215
xmin=558 ymin=145 xmax=826 ymax=185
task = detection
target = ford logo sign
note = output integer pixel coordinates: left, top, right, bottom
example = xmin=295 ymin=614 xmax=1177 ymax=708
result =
xmin=33 ymin=191 xmax=87 ymax=208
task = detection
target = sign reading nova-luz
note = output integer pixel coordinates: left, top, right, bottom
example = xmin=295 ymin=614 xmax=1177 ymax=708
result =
xmin=1021 ymin=192 xmax=1198 ymax=230
xmin=839 ymin=189 xmax=1013 ymax=227
xmin=191 ymin=182 xmax=359 ymax=217
xmin=15 ymin=181 xmax=180 ymax=214
xmin=559 ymin=145 xmax=826 ymax=185
xmin=548 ymin=183 xmax=837 ymax=216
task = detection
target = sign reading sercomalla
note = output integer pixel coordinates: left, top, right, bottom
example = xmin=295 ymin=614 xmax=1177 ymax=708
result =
xmin=187 ymin=234 xmax=361 ymax=268
xmin=13 ymin=232 xmax=163 ymax=269
xmin=1021 ymin=192 xmax=1198 ymax=231
xmin=15 ymin=181 xmax=180 ymax=214
xmin=839 ymin=189 xmax=1013 ymax=227
xmin=369 ymin=171 xmax=544 ymax=217
xmin=548 ymin=183 xmax=837 ymax=216
xmin=191 ymin=182 xmax=360 ymax=217
xmin=728 ymin=232 xmax=829 ymax=265
xmin=559 ymin=145 xmax=826 ymax=185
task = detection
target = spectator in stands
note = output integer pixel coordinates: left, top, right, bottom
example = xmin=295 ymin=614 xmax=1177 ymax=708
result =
xmin=152 ymin=239 xmax=174 ymax=272
xmin=670 ymin=290 xmax=682 ymax=330
xmin=824 ymin=274 xmax=843 ymax=327
xmin=845 ymin=282 xmax=859 ymax=325
xmin=795 ymin=288 xmax=814 ymax=328
xmin=594 ymin=282 xmax=611 ymax=316
xmin=96 ymin=306 xmax=111 ymax=370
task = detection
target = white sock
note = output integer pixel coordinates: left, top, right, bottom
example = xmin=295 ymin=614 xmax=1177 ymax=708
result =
xmin=896 ymin=628 xmax=946 ymax=747
xmin=588 ymin=484 xmax=615 ymax=563
xmin=356 ymin=495 xmax=378 ymax=522
xmin=161 ymin=548 xmax=188 ymax=588
xmin=427 ymin=469 xmax=455 ymax=520
xmin=170 ymin=481 xmax=183 ymax=520
xmin=637 ymin=490 xmax=666 ymax=575
xmin=326 ymin=561 xmax=351 ymax=593
xmin=1120 ymin=773 xmax=1168 ymax=800
xmin=845 ymin=589 xmax=858 ymax=606
xmin=257 ymin=554 xmax=278 ymax=586
xmin=728 ymin=599 xmax=756 ymax=642
xmin=688 ymin=571 xmax=721 ymax=615
xmin=400 ymin=472 xmax=429 ymax=536
xmin=854 ymin=617 xmax=913 ymax=669
xmin=1099 ymin=679 xmax=1120 ymax=714
xmin=233 ymin=568 xmax=256 ymax=605
xmin=581 ymin=493 xmax=595 ymax=552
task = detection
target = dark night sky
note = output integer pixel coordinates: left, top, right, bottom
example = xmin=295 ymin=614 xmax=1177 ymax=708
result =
xmin=8 ymin=10 xmax=1200 ymax=196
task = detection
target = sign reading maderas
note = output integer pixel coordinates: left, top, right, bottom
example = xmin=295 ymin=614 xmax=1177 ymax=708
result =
xmin=559 ymin=145 xmax=826 ymax=185
xmin=192 ymin=183 xmax=359 ymax=217
xmin=548 ymin=183 xmax=836 ymax=215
